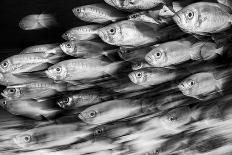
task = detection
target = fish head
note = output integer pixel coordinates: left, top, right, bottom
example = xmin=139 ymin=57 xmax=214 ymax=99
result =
xmin=57 ymin=96 xmax=74 ymax=109
xmin=128 ymin=12 xmax=143 ymax=21
xmin=159 ymin=5 xmax=175 ymax=17
xmin=2 ymin=87 xmax=21 ymax=100
xmin=173 ymin=5 xmax=199 ymax=33
xmin=62 ymin=30 xmax=76 ymax=41
xmin=78 ymin=107 xmax=100 ymax=124
xmin=60 ymin=41 xmax=75 ymax=56
xmin=178 ymin=76 xmax=198 ymax=97
xmin=145 ymin=46 xmax=167 ymax=67
xmin=97 ymin=24 xmax=121 ymax=46
xmin=72 ymin=7 xmax=86 ymax=19
xmin=128 ymin=69 xmax=148 ymax=85
xmin=0 ymin=59 xmax=12 ymax=73
xmin=45 ymin=64 xmax=67 ymax=81
xmin=13 ymin=133 xmax=34 ymax=148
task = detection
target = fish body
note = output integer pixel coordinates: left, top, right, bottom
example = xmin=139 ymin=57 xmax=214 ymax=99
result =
xmin=217 ymin=0 xmax=232 ymax=9
xmin=19 ymin=14 xmax=56 ymax=30
xmin=57 ymin=89 xmax=110 ymax=109
xmin=1 ymin=79 xmax=66 ymax=100
xmin=62 ymin=25 xmax=102 ymax=41
xmin=0 ymin=53 xmax=60 ymax=74
xmin=128 ymin=10 xmax=160 ymax=24
xmin=78 ymin=99 xmax=141 ymax=125
xmin=72 ymin=3 xmax=125 ymax=23
xmin=123 ymin=0 xmax=172 ymax=10
xmin=20 ymin=44 xmax=63 ymax=56
xmin=173 ymin=2 xmax=232 ymax=35
xmin=178 ymin=72 xmax=224 ymax=100
xmin=0 ymin=99 xmax=60 ymax=120
xmin=97 ymin=20 xmax=161 ymax=48
xmin=128 ymin=67 xmax=177 ymax=87
xmin=60 ymin=41 xmax=110 ymax=58
xmin=13 ymin=124 xmax=90 ymax=150
xmin=45 ymin=58 xmax=124 ymax=82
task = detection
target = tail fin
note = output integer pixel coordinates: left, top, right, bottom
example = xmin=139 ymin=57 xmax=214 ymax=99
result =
xmin=104 ymin=61 xmax=131 ymax=75
xmin=47 ymin=54 xmax=62 ymax=64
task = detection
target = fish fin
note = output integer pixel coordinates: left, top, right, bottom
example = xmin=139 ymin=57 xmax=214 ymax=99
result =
xmin=14 ymin=70 xmax=48 ymax=78
xmin=104 ymin=61 xmax=131 ymax=75
xmin=47 ymin=54 xmax=62 ymax=64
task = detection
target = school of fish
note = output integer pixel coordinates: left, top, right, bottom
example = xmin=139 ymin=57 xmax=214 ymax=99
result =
xmin=2 ymin=0 xmax=232 ymax=154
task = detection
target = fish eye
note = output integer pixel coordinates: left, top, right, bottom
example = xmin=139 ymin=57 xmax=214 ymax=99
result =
xmin=188 ymin=80 xmax=195 ymax=87
xmin=154 ymin=51 xmax=162 ymax=59
xmin=3 ymin=101 xmax=6 ymax=105
xmin=130 ymin=14 xmax=139 ymax=19
xmin=66 ymin=43 xmax=72 ymax=48
xmin=133 ymin=62 xmax=142 ymax=69
xmin=8 ymin=88 xmax=15 ymax=93
xmin=169 ymin=116 xmax=177 ymax=121
xmin=89 ymin=110 xmax=97 ymax=118
xmin=1 ymin=61 xmax=9 ymax=68
xmin=94 ymin=128 xmax=103 ymax=136
xmin=76 ymin=8 xmax=81 ymax=13
xmin=186 ymin=10 xmax=194 ymax=19
xmin=64 ymin=97 xmax=69 ymax=103
xmin=136 ymin=72 xmax=143 ymax=78
xmin=55 ymin=66 xmax=62 ymax=73
xmin=23 ymin=135 xmax=31 ymax=143
xmin=109 ymin=28 xmax=116 ymax=35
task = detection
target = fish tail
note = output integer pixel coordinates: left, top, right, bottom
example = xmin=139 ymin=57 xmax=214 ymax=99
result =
xmin=47 ymin=54 xmax=62 ymax=64
xmin=105 ymin=61 xmax=130 ymax=75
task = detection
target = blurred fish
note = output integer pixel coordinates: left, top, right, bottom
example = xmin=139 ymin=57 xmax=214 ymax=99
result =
xmin=1 ymin=79 xmax=67 ymax=100
xmin=60 ymin=40 xmax=113 ymax=58
xmin=118 ymin=46 xmax=152 ymax=61
xmin=13 ymin=123 xmax=90 ymax=150
xmin=145 ymin=39 xmax=224 ymax=67
xmin=0 ymin=73 xmax=39 ymax=86
xmin=217 ymin=0 xmax=232 ymax=9
xmin=19 ymin=14 xmax=57 ymax=30
xmin=72 ymin=3 xmax=126 ymax=23
xmin=128 ymin=11 xmax=161 ymax=24
xmin=97 ymin=20 xmax=184 ymax=48
xmin=122 ymin=0 xmax=172 ymax=11
xmin=131 ymin=61 xmax=152 ymax=70
xmin=0 ymin=99 xmax=60 ymax=120
xmin=160 ymin=106 xmax=194 ymax=130
xmin=78 ymin=99 xmax=142 ymax=125
xmin=173 ymin=2 xmax=232 ymax=35
xmin=128 ymin=67 xmax=177 ymax=87
xmin=57 ymin=89 xmax=112 ymax=109
xmin=178 ymin=72 xmax=224 ymax=100
xmin=62 ymin=25 xmax=102 ymax=41
xmin=45 ymin=58 xmax=126 ymax=82
xmin=0 ymin=53 xmax=60 ymax=74
xmin=20 ymin=44 xmax=63 ymax=56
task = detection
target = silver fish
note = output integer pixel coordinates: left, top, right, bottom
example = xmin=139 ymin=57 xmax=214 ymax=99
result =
xmin=0 ymin=53 xmax=60 ymax=74
xmin=72 ymin=3 xmax=126 ymax=24
xmin=78 ymin=99 xmax=141 ymax=125
xmin=60 ymin=41 xmax=111 ymax=58
xmin=131 ymin=61 xmax=153 ymax=70
xmin=145 ymin=39 xmax=224 ymax=67
xmin=173 ymin=2 xmax=232 ymax=35
xmin=19 ymin=14 xmax=57 ymax=30
xmin=128 ymin=67 xmax=177 ymax=87
xmin=178 ymin=72 xmax=224 ymax=100
xmin=13 ymin=123 xmax=90 ymax=150
xmin=0 ymin=99 xmax=60 ymax=120
xmin=123 ymin=0 xmax=172 ymax=10
xmin=62 ymin=25 xmax=102 ymax=41
xmin=1 ymin=79 xmax=67 ymax=100
xmin=45 ymin=58 xmax=125 ymax=82
xmin=57 ymin=89 xmax=110 ymax=109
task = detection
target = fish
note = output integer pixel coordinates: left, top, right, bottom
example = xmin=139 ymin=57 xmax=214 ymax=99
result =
xmin=0 ymin=53 xmax=60 ymax=74
xmin=62 ymin=25 xmax=102 ymax=41
xmin=118 ymin=46 xmax=152 ymax=61
xmin=45 ymin=58 xmax=126 ymax=82
xmin=72 ymin=3 xmax=126 ymax=24
xmin=78 ymin=99 xmax=142 ymax=125
xmin=178 ymin=72 xmax=224 ymax=100
xmin=19 ymin=14 xmax=57 ymax=30
xmin=0 ymin=99 xmax=60 ymax=120
xmin=20 ymin=44 xmax=63 ymax=56
xmin=13 ymin=123 xmax=90 ymax=150
xmin=1 ymin=79 xmax=67 ymax=100
xmin=160 ymin=106 xmax=194 ymax=130
xmin=173 ymin=2 xmax=232 ymax=35
xmin=217 ymin=0 xmax=232 ymax=9
xmin=131 ymin=61 xmax=153 ymax=70
xmin=0 ymin=72 xmax=39 ymax=86
xmin=128 ymin=11 xmax=161 ymax=24
xmin=60 ymin=40 xmax=113 ymax=58
xmin=104 ymin=0 xmax=127 ymax=11
xmin=57 ymin=89 xmax=112 ymax=109
xmin=122 ymin=0 xmax=172 ymax=11
xmin=145 ymin=39 xmax=224 ymax=67
xmin=128 ymin=67 xmax=177 ymax=87
xmin=97 ymin=20 xmax=185 ymax=48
